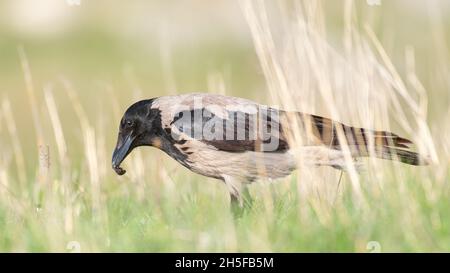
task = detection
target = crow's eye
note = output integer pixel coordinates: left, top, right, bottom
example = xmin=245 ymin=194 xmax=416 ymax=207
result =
xmin=124 ymin=120 xmax=134 ymax=127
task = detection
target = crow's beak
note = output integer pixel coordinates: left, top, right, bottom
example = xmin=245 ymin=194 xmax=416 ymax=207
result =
xmin=112 ymin=134 xmax=135 ymax=175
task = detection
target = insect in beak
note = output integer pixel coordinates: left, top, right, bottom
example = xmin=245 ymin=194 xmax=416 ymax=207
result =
xmin=112 ymin=134 xmax=135 ymax=175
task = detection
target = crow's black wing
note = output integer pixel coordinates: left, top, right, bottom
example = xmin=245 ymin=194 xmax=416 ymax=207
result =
xmin=169 ymin=107 xmax=289 ymax=153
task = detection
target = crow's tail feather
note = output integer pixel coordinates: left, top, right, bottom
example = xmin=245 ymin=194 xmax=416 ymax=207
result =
xmin=298 ymin=113 xmax=429 ymax=166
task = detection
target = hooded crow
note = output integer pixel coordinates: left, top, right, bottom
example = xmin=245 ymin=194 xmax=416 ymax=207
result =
xmin=112 ymin=93 xmax=428 ymax=205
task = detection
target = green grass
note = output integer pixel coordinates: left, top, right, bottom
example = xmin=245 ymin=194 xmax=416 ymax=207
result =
xmin=0 ymin=168 xmax=448 ymax=252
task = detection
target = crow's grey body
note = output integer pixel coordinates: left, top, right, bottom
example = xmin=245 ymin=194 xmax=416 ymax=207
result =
xmin=151 ymin=94 xmax=297 ymax=200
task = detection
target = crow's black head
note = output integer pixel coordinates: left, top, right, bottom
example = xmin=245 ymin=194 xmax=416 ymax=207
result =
xmin=112 ymin=99 xmax=159 ymax=175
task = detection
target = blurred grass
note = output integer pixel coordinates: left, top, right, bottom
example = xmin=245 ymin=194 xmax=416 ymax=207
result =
xmin=0 ymin=0 xmax=449 ymax=252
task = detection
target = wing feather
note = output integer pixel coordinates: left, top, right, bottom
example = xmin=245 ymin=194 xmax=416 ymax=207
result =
xmin=169 ymin=106 xmax=289 ymax=153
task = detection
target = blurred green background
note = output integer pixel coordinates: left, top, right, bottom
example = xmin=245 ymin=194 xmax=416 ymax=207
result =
xmin=0 ymin=0 xmax=449 ymax=163
xmin=0 ymin=0 xmax=449 ymax=252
